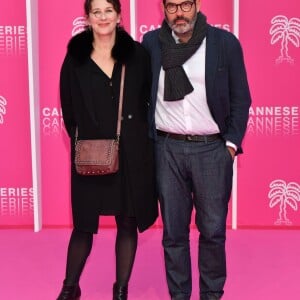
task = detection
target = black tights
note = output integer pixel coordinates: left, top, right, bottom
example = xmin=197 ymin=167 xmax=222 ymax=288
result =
xmin=115 ymin=215 xmax=138 ymax=286
xmin=63 ymin=215 xmax=138 ymax=287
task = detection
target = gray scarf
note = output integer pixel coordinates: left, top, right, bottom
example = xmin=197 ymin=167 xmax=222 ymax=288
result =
xmin=159 ymin=12 xmax=208 ymax=101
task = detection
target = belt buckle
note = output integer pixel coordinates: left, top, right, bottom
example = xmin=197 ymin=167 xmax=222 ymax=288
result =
xmin=186 ymin=135 xmax=193 ymax=141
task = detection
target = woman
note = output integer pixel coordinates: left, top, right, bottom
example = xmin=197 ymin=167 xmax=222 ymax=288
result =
xmin=57 ymin=0 xmax=158 ymax=299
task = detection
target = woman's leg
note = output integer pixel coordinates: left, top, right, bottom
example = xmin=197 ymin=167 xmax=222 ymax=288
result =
xmin=115 ymin=215 xmax=138 ymax=286
xmin=57 ymin=229 xmax=93 ymax=300
xmin=64 ymin=229 xmax=93 ymax=285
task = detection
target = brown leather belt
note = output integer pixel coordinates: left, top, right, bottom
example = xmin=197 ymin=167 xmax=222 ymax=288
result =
xmin=157 ymin=130 xmax=221 ymax=142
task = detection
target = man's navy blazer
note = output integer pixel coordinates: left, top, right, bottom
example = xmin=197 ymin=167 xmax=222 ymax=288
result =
xmin=142 ymin=25 xmax=251 ymax=154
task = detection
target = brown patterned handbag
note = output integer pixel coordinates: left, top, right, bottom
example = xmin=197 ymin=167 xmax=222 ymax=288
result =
xmin=74 ymin=65 xmax=125 ymax=175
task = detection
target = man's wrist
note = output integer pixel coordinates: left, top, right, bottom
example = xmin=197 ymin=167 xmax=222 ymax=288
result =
xmin=226 ymin=141 xmax=237 ymax=152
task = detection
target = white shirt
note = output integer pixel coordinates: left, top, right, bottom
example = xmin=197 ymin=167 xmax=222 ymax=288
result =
xmin=155 ymin=34 xmax=237 ymax=151
xmin=155 ymin=38 xmax=219 ymax=135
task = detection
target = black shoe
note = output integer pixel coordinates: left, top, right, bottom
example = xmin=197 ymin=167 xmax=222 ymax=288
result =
xmin=113 ymin=282 xmax=128 ymax=300
xmin=56 ymin=284 xmax=81 ymax=300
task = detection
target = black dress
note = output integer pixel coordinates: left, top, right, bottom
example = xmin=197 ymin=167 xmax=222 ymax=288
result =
xmin=71 ymin=60 xmax=134 ymax=231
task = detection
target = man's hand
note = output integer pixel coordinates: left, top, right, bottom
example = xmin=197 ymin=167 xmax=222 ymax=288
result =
xmin=227 ymin=146 xmax=236 ymax=160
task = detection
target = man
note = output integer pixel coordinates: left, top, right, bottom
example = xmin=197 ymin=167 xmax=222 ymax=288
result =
xmin=142 ymin=0 xmax=251 ymax=299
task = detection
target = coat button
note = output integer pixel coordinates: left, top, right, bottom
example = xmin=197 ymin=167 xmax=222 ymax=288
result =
xmin=128 ymin=114 xmax=133 ymax=119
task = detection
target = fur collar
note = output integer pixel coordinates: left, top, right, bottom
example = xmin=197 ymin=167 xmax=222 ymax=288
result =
xmin=67 ymin=28 xmax=136 ymax=64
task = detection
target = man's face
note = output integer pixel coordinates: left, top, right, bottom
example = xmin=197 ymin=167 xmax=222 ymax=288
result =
xmin=164 ymin=0 xmax=199 ymax=35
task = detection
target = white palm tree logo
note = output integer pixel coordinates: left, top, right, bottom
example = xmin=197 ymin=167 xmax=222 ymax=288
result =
xmin=72 ymin=17 xmax=87 ymax=36
xmin=268 ymin=179 xmax=300 ymax=225
xmin=270 ymin=15 xmax=300 ymax=64
xmin=0 ymin=95 xmax=7 ymax=124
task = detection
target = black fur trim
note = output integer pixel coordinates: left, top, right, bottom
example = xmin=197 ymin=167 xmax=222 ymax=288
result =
xmin=112 ymin=28 xmax=135 ymax=63
xmin=67 ymin=30 xmax=93 ymax=64
xmin=67 ymin=28 xmax=135 ymax=64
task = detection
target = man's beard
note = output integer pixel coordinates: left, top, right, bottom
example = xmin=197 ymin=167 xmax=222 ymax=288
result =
xmin=166 ymin=12 xmax=197 ymax=35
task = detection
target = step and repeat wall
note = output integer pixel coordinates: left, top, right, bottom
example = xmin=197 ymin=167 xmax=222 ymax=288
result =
xmin=0 ymin=0 xmax=299 ymax=229
xmin=239 ymin=1 xmax=300 ymax=227
xmin=0 ymin=1 xmax=33 ymax=227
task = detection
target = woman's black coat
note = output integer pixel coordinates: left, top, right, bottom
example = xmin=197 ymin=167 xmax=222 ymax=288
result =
xmin=60 ymin=29 xmax=158 ymax=232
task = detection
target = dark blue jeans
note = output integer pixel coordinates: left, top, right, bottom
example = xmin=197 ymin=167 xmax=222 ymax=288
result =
xmin=155 ymin=135 xmax=233 ymax=300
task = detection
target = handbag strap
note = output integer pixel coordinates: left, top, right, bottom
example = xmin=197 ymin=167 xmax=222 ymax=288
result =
xmin=116 ymin=64 xmax=125 ymax=141
xmin=75 ymin=64 xmax=125 ymax=142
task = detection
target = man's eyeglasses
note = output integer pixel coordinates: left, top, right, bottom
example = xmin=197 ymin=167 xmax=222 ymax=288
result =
xmin=164 ymin=1 xmax=195 ymax=14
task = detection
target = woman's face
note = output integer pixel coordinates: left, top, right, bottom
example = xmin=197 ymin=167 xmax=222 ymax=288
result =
xmin=87 ymin=0 xmax=120 ymax=37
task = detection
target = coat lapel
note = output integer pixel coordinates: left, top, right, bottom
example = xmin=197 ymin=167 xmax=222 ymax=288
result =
xmin=205 ymin=26 xmax=219 ymax=108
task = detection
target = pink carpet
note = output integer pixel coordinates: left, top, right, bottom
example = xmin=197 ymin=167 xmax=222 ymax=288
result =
xmin=0 ymin=228 xmax=299 ymax=299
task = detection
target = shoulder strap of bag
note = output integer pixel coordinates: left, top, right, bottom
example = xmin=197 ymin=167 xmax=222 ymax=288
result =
xmin=116 ymin=64 xmax=125 ymax=141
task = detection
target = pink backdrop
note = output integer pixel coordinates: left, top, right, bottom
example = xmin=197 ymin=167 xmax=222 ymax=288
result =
xmin=239 ymin=0 xmax=300 ymax=227
xmin=0 ymin=0 xmax=299 ymax=229
xmin=0 ymin=0 xmax=33 ymax=227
